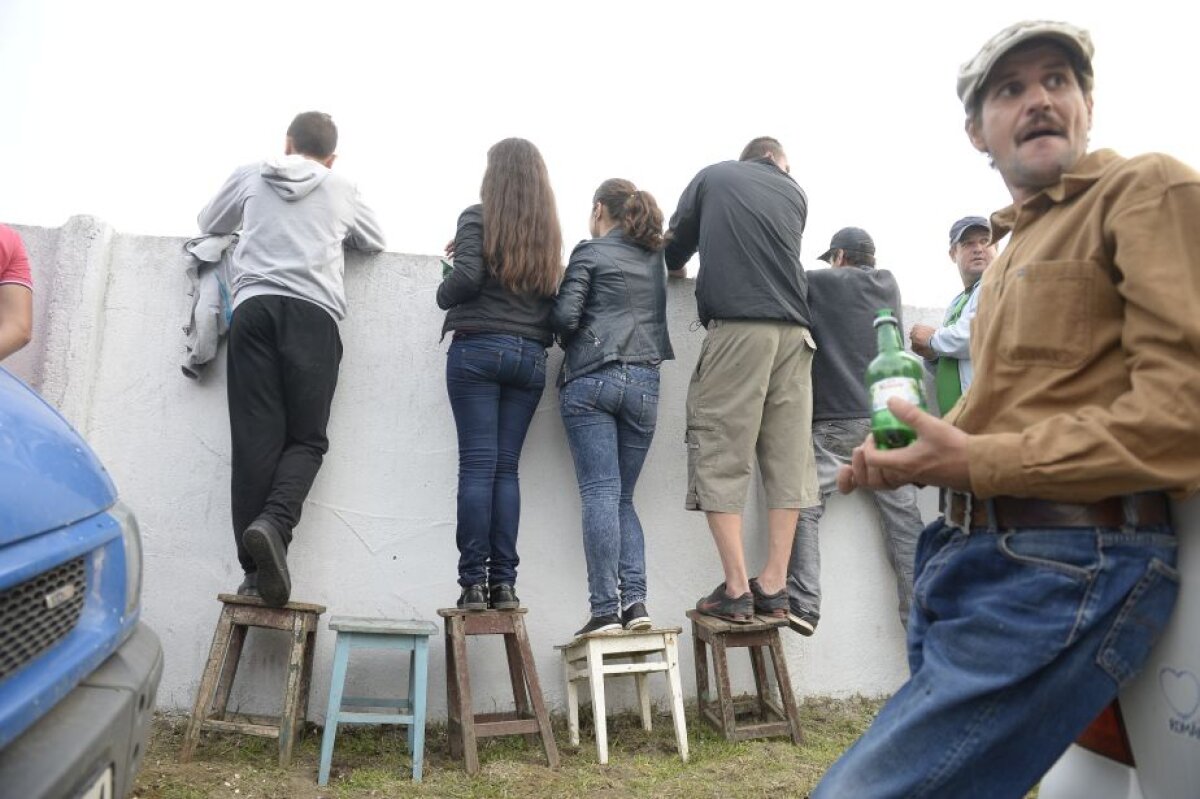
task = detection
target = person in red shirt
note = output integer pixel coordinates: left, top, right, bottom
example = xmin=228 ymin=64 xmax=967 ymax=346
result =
xmin=0 ymin=225 xmax=33 ymax=360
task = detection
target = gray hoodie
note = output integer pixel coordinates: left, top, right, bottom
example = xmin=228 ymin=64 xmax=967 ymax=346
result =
xmin=197 ymin=154 xmax=386 ymax=320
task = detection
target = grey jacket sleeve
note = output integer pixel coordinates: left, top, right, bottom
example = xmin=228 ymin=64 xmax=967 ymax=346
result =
xmin=197 ymin=166 xmax=252 ymax=234
xmin=664 ymin=171 xmax=704 ymax=271
xmin=552 ymin=242 xmax=597 ymax=335
xmin=344 ymin=187 xmax=386 ymax=253
xmin=436 ymin=206 xmax=487 ymax=310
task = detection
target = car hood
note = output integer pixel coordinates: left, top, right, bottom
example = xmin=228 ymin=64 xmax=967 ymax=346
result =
xmin=0 ymin=369 xmax=116 ymax=543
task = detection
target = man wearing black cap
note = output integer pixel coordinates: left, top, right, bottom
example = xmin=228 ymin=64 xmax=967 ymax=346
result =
xmin=787 ymin=227 xmax=924 ymax=636
xmin=817 ymin=20 xmax=1199 ymax=797
xmin=909 ymin=217 xmax=996 ymax=415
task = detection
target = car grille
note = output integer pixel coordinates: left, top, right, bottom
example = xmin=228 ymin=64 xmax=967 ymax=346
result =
xmin=0 ymin=558 xmax=87 ymax=680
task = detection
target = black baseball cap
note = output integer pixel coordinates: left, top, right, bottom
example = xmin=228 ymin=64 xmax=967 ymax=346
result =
xmin=949 ymin=216 xmax=990 ymax=246
xmin=818 ymin=226 xmax=875 ymax=262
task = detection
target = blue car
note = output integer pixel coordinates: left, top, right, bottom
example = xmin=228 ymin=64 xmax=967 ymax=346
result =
xmin=0 ymin=368 xmax=162 ymax=799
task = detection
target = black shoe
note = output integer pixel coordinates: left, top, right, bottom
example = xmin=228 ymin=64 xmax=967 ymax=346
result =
xmin=489 ymin=583 xmax=520 ymax=610
xmin=575 ymin=614 xmax=623 ymax=638
xmin=243 ymin=518 xmax=290 ymax=607
xmin=236 ymin=572 xmax=260 ymax=598
xmin=695 ymin=583 xmax=754 ymax=624
xmin=622 ymin=602 xmax=652 ymax=631
xmin=457 ymin=584 xmax=488 ymax=611
xmin=788 ymin=601 xmax=819 ymax=636
xmin=748 ymin=578 xmax=789 ymax=620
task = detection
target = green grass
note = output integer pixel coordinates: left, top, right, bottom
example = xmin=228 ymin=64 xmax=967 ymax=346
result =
xmin=134 ymin=696 xmax=883 ymax=799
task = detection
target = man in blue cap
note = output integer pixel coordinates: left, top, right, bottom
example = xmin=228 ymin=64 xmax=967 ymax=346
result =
xmin=909 ymin=216 xmax=996 ymax=415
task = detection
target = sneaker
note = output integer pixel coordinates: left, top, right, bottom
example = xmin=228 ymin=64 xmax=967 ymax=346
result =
xmin=457 ymin=584 xmax=488 ymax=611
xmin=748 ymin=578 xmax=788 ymax=620
xmin=622 ymin=602 xmax=652 ymax=631
xmin=243 ymin=518 xmax=290 ymax=607
xmin=575 ymin=614 xmax=623 ymax=638
xmin=788 ymin=602 xmax=819 ymax=636
xmin=695 ymin=583 xmax=754 ymax=624
xmin=489 ymin=583 xmax=520 ymax=610
xmin=236 ymin=571 xmax=260 ymax=598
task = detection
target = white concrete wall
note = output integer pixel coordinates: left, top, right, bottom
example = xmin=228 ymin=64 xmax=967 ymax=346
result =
xmin=7 ymin=217 xmax=948 ymax=720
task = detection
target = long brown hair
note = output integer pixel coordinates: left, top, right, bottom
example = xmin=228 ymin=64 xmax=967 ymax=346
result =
xmin=593 ymin=178 xmax=664 ymax=251
xmin=480 ymin=138 xmax=563 ymax=296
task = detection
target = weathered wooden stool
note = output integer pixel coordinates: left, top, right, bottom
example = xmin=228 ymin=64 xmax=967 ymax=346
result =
xmin=318 ymin=617 xmax=437 ymax=785
xmin=437 ymin=608 xmax=559 ymax=774
xmin=555 ymin=627 xmax=688 ymax=764
xmin=686 ymin=609 xmax=803 ymax=744
xmin=180 ymin=593 xmax=325 ymax=767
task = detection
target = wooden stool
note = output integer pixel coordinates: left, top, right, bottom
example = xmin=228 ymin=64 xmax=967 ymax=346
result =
xmin=317 ymin=617 xmax=437 ymax=785
xmin=686 ymin=609 xmax=803 ymax=744
xmin=555 ymin=627 xmax=688 ymax=764
xmin=437 ymin=608 xmax=559 ymax=774
xmin=180 ymin=593 xmax=325 ymax=767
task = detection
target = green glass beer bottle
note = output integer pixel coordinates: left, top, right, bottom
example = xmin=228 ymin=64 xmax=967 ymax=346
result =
xmin=867 ymin=308 xmax=927 ymax=449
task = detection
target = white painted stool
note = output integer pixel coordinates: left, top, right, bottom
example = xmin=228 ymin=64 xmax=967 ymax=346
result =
xmin=555 ymin=627 xmax=688 ymax=764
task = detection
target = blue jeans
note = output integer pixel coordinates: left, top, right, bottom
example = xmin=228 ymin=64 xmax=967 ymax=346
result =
xmin=559 ymin=363 xmax=660 ymax=617
xmin=446 ymin=333 xmax=546 ymax=588
xmin=790 ymin=418 xmax=923 ymax=628
xmin=814 ymin=517 xmax=1179 ymax=799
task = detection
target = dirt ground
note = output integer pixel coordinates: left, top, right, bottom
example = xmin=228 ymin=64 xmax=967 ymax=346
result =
xmin=133 ymin=696 xmax=883 ymax=799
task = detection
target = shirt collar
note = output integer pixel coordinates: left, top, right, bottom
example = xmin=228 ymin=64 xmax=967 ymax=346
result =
xmin=990 ymin=149 xmax=1120 ymax=238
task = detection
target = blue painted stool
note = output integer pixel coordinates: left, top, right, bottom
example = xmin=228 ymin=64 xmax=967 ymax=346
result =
xmin=317 ymin=617 xmax=437 ymax=785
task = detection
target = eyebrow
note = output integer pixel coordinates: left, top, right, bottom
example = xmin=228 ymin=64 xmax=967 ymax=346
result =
xmin=990 ymin=56 xmax=1072 ymax=87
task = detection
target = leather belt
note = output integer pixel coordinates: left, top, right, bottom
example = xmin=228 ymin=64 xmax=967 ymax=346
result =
xmin=945 ymin=492 xmax=1171 ymax=530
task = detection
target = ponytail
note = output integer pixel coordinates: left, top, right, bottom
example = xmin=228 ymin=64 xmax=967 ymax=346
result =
xmin=593 ymin=178 xmax=665 ymax=252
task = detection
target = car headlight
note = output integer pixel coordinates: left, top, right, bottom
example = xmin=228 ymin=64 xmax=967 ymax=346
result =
xmin=109 ymin=500 xmax=143 ymax=616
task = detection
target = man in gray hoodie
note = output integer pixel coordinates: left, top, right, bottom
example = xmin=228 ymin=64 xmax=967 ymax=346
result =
xmin=198 ymin=111 xmax=385 ymax=606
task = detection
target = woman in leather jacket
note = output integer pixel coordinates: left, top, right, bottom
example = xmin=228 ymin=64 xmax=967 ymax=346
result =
xmin=436 ymin=138 xmax=562 ymax=612
xmin=552 ymin=179 xmax=674 ymax=637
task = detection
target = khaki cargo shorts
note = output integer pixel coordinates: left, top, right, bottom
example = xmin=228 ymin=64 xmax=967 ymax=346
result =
xmin=684 ymin=319 xmax=819 ymax=513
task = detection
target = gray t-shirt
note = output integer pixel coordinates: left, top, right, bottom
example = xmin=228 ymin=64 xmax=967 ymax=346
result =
xmin=807 ymin=265 xmax=904 ymax=421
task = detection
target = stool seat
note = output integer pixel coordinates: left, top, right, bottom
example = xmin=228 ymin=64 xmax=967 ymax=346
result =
xmin=437 ymin=607 xmax=559 ymax=774
xmin=687 ymin=609 xmax=803 ymax=744
xmin=318 ymin=616 xmax=436 ymax=784
xmin=556 ymin=627 xmax=688 ymax=763
xmin=180 ymin=593 xmax=324 ymax=768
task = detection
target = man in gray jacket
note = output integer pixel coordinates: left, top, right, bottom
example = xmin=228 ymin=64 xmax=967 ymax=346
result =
xmin=787 ymin=227 xmax=924 ymax=635
xmin=198 ymin=111 xmax=385 ymax=606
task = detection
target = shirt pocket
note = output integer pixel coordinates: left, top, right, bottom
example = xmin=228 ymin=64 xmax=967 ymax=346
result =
xmin=998 ymin=260 xmax=1095 ymax=369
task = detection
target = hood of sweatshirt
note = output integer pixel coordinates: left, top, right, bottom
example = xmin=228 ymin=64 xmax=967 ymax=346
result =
xmin=260 ymin=154 xmax=331 ymax=201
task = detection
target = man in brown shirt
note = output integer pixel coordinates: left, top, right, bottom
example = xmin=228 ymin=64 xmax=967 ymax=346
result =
xmin=814 ymin=20 xmax=1199 ymax=797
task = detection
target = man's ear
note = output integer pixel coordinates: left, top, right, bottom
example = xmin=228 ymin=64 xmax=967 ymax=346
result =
xmin=965 ymin=115 xmax=987 ymax=154
xmin=284 ymin=136 xmax=296 ymax=155
xmin=322 ymin=153 xmax=337 ymax=169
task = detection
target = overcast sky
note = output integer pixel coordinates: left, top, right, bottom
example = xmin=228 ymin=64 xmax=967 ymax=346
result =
xmin=3 ymin=0 xmax=1197 ymax=305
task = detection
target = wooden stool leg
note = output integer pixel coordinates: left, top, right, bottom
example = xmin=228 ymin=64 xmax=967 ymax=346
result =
xmin=410 ymin=637 xmax=430 ymax=782
xmin=504 ymin=630 xmax=537 ymax=745
xmin=632 ymin=653 xmax=652 ymax=731
xmin=513 ymin=616 xmax=559 ymax=768
xmin=210 ymin=624 xmax=247 ymax=721
xmin=663 ymin=633 xmax=689 ymax=762
xmin=749 ymin=645 xmax=770 ymax=721
xmin=450 ymin=616 xmax=479 ymax=774
xmin=563 ymin=650 xmax=580 ymax=747
xmin=585 ymin=642 xmax=609 ymax=764
xmin=318 ymin=633 xmax=352 ymax=786
xmin=443 ymin=621 xmax=462 ymax=760
xmin=709 ymin=635 xmax=737 ymax=740
xmin=691 ymin=621 xmax=710 ymax=717
xmin=180 ymin=605 xmax=236 ymax=762
xmin=278 ymin=613 xmax=308 ymax=767
xmin=767 ymin=632 xmax=804 ymax=745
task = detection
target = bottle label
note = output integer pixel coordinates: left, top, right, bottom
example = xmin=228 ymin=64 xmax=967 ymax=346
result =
xmin=871 ymin=377 xmax=922 ymax=413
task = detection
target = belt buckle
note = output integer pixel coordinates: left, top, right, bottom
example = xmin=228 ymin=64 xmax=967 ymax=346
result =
xmin=948 ymin=489 xmax=973 ymax=535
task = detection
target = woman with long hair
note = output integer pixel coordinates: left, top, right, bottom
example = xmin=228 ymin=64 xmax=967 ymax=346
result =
xmin=552 ymin=179 xmax=674 ymax=637
xmin=436 ymin=137 xmax=563 ymax=611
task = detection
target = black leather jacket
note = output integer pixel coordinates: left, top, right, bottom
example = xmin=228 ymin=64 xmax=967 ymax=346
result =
xmin=552 ymin=228 xmax=674 ymax=385
xmin=436 ymin=204 xmax=555 ymax=344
